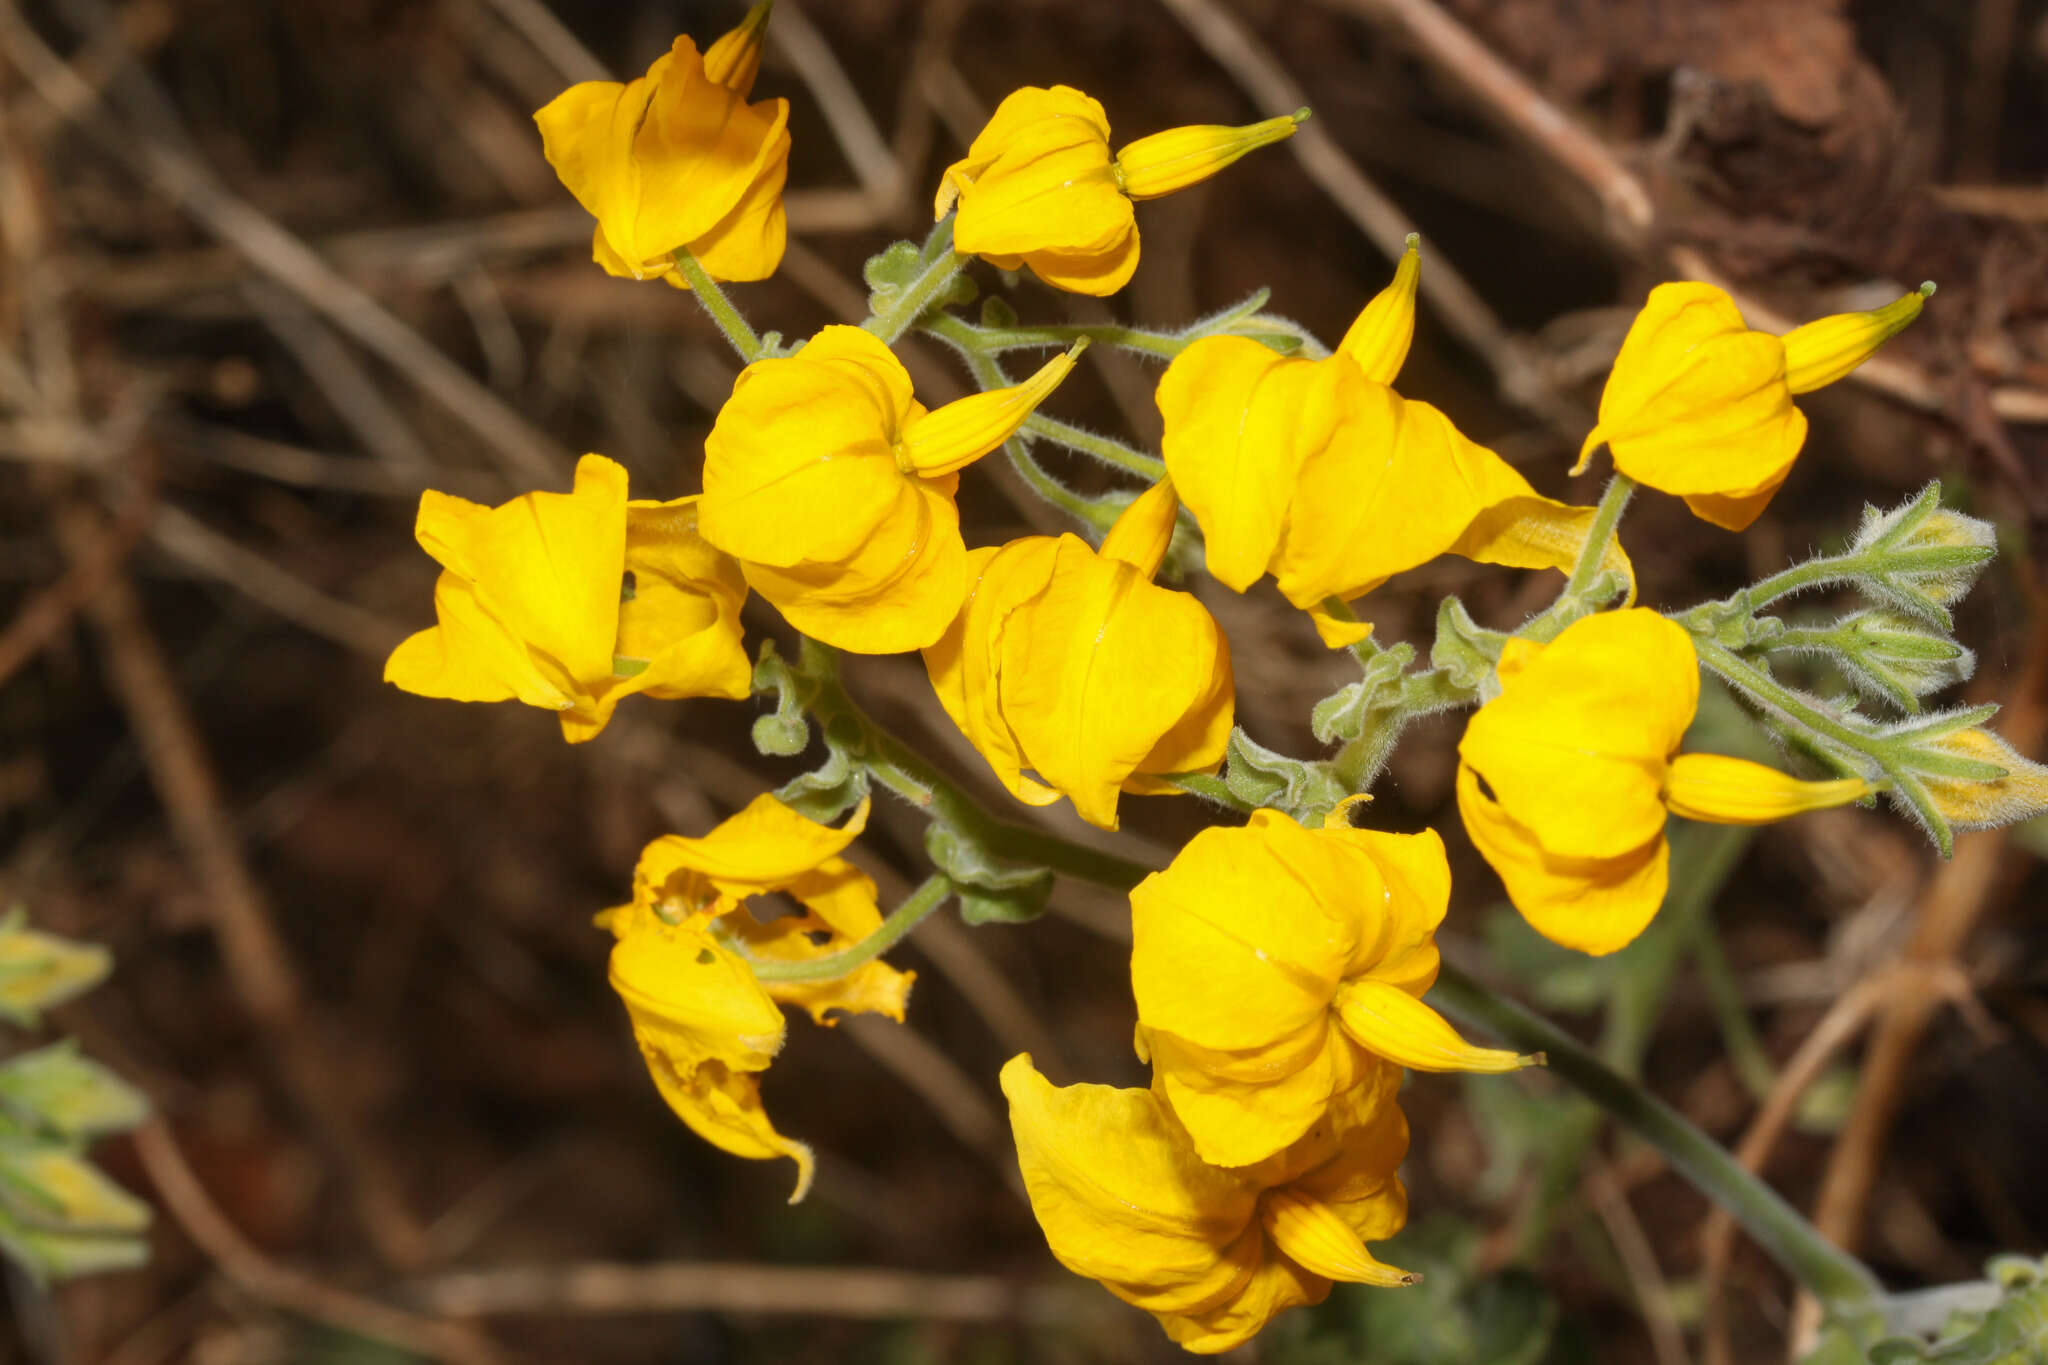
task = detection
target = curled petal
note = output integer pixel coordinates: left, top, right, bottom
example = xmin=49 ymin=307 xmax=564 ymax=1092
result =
xmin=1781 ymin=285 xmax=1930 ymax=395
xmin=1332 ymin=978 xmax=1538 ymax=1074
xmin=898 ymin=344 xmax=1083 ymax=477
xmin=631 ymin=794 xmax=871 ymax=909
xmin=1259 ymin=1189 xmax=1415 ymax=1287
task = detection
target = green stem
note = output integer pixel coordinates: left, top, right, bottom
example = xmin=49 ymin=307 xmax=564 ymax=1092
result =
xmin=945 ymin=319 xmax=1190 ymax=361
xmin=1431 ymin=962 xmax=1884 ymax=1315
xmin=736 ymin=875 xmax=954 ymax=982
xmin=672 ymin=248 xmax=762 ymax=362
xmin=1690 ymin=913 xmax=1780 ymax=1101
xmin=1160 ymin=771 xmax=1253 ymax=811
xmin=793 ymin=639 xmax=1155 ymax=893
xmin=1004 ymin=439 xmax=1120 ymax=535
xmin=1689 ymin=635 xmax=1883 ymax=766
xmin=1021 ymin=414 xmax=1166 ymax=481
xmin=1564 ymin=472 xmax=1635 ymax=599
xmin=863 ymin=217 xmax=966 ymax=345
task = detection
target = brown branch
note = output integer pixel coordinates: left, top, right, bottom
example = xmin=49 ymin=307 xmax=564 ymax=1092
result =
xmin=134 ymin=1120 xmax=503 ymax=1365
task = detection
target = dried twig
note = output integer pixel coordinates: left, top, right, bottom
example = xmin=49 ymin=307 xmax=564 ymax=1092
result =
xmin=134 ymin=1120 xmax=502 ymax=1365
xmin=1154 ymin=0 xmax=1581 ymax=430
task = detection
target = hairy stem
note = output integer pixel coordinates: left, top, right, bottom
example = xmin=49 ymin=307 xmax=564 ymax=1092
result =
xmin=671 ymin=248 xmax=762 ymax=362
xmin=738 ymin=875 xmax=954 ymax=982
xmin=1432 ymin=962 xmax=1884 ymax=1315
xmin=863 ymin=217 xmax=966 ymax=345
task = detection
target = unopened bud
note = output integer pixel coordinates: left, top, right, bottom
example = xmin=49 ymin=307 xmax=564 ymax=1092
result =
xmin=701 ymin=0 xmax=774 ymax=98
xmin=1113 ymin=109 xmax=1306 ymax=200
xmin=1847 ymin=483 xmax=1995 ymax=628
xmin=1781 ymin=282 xmax=1932 ymax=395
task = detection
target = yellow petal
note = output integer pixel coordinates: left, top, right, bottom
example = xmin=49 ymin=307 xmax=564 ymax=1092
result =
xmin=923 ymin=542 xmax=1066 ymax=808
xmin=1449 ymin=493 xmax=1638 ymax=603
xmin=1322 ymin=826 xmax=1450 ymax=992
xmin=614 ymin=498 xmax=752 ymax=701
xmin=739 ymin=479 xmax=969 ymax=653
xmin=897 ymin=343 xmax=1083 ymax=477
xmin=1157 ymin=338 xmax=1344 ymax=590
xmin=1001 ymin=1056 xmax=1261 ymax=1318
xmin=1583 ymin=283 xmax=1806 ymax=525
xmin=1113 ymin=111 xmax=1304 ymax=199
xmin=1920 ymin=727 xmax=2048 ymax=832
xmin=1456 ymin=608 xmax=1696 ymax=861
xmin=1664 ymin=752 xmax=1872 ymax=825
xmin=700 ymin=0 xmax=773 ymax=97
xmin=384 ymin=575 xmax=533 ymax=706
xmin=1272 ymin=381 xmax=1538 ymax=613
xmin=994 ymin=535 xmax=1233 ymax=828
xmin=1457 ymin=762 xmax=1671 ymax=956
xmin=1130 ymin=812 xmax=1359 ymax=1055
xmin=936 ymin=85 xmax=1111 ymax=219
xmin=1098 ymin=478 xmax=1179 ymax=579
xmin=1332 ymin=978 xmax=1538 ymax=1074
xmin=1335 ymin=235 xmax=1418 ymax=384
xmin=535 ymin=40 xmax=787 ymax=277
xmin=1306 ymin=601 xmax=1376 ymax=649
xmin=951 ymin=96 xmax=1127 ymax=261
xmin=678 ymin=110 xmax=790 ymax=283
xmin=631 ymin=795 xmax=871 ymax=908
xmin=607 ymin=917 xmax=814 ymax=1200
xmin=404 ymin=454 xmax=627 ymax=712
xmin=1148 ymin=1025 xmax=1364 ymax=1169
xmin=1780 ymin=285 xmax=1930 ymax=395
xmin=1015 ymin=231 xmax=1143 ymax=297
xmin=700 ymin=325 xmax=917 ymax=571
xmin=1259 ymin=1188 xmax=1416 ymax=1287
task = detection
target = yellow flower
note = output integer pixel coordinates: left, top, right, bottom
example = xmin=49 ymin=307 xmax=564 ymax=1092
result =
xmin=1576 ymin=281 xmax=1929 ymax=530
xmin=385 ymin=454 xmax=750 ymax=742
xmin=535 ymin=3 xmax=789 ymax=287
xmin=1003 ymin=1054 xmax=1412 ymax=1354
xmin=1456 ymin=609 xmax=1872 ymax=955
xmin=1129 ymin=805 xmax=1531 ymax=1167
xmin=1158 ymin=242 xmax=1632 ymax=647
xmin=598 ymin=794 xmax=914 ymax=1201
xmin=700 ymin=326 xmax=1079 ymax=653
xmin=934 ymin=86 xmax=1303 ymax=296
xmin=922 ymin=480 xmax=1233 ymax=830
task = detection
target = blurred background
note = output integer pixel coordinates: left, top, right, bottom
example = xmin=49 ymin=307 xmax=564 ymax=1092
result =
xmin=1 ymin=0 xmax=2046 ymax=1360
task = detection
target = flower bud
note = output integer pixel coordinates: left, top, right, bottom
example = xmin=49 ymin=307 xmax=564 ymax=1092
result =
xmin=1830 ymin=609 xmax=1974 ymax=712
xmin=1781 ymin=282 xmax=1932 ymax=395
xmin=1113 ymin=109 xmax=1307 ymax=199
xmin=1907 ymin=726 xmax=2048 ymax=834
xmin=700 ymin=0 xmax=773 ymax=98
xmin=1847 ymin=484 xmax=1996 ymax=628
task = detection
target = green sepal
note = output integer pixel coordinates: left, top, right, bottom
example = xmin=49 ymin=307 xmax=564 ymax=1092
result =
xmin=0 ymin=911 xmax=112 ymax=1029
xmin=1430 ymin=597 xmax=1506 ymax=695
xmin=750 ymin=640 xmax=812 ymax=757
xmin=1311 ymin=643 xmax=1411 ymax=745
xmin=1221 ymin=727 xmax=1346 ymax=823
xmin=923 ymin=822 xmax=1053 ymax=926
xmin=0 ymin=1042 xmax=147 ymax=1141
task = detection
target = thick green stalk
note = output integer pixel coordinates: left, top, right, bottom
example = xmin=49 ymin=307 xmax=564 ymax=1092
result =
xmin=1564 ymin=472 xmax=1636 ymax=599
xmin=1431 ymin=962 xmax=1884 ymax=1315
xmin=1020 ymin=414 xmax=1166 ymax=481
xmin=739 ymin=875 xmax=953 ymax=982
xmin=671 ymin=248 xmax=762 ymax=362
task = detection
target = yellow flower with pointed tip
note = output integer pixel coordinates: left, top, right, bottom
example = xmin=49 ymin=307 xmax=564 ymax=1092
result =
xmin=1004 ymin=1054 xmax=1411 ymax=1354
xmin=1457 ymin=609 xmax=1873 ymax=956
xmin=1576 ymin=281 xmax=1930 ymax=530
xmin=922 ymin=480 xmax=1233 ymax=830
xmin=1158 ymin=241 xmax=1633 ymax=647
xmin=1129 ymin=804 xmax=1532 ymax=1168
xmin=599 ymin=794 xmax=914 ymax=1202
xmin=934 ymin=85 xmax=1303 ymax=296
xmin=385 ymin=454 xmax=750 ymax=742
xmin=535 ymin=3 xmax=789 ymax=288
xmin=700 ymin=325 xmax=1080 ymax=653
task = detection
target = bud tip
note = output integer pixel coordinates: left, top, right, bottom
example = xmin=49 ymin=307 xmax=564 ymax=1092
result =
xmin=1401 ymin=1272 xmax=1423 ymax=1287
xmin=1919 ymin=280 xmax=1937 ymax=298
xmin=1403 ymin=231 xmax=1420 ymax=250
xmin=1067 ymin=337 xmax=1091 ymax=359
xmin=1291 ymin=106 xmax=1312 ymax=124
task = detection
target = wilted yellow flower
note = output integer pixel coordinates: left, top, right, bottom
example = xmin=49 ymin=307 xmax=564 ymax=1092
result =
xmin=700 ymin=326 xmax=1079 ymax=653
xmin=1457 ymin=609 xmax=1872 ymax=955
xmin=1159 ymin=243 xmax=1631 ymax=647
xmin=535 ymin=3 xmax=789 ymax=287
xmin=1576 ymin=281 xmax=1930 ymax=530
xmin=1004 ymin=1054 xmax=1411 ymax=1354
xmin=922 ymin=480 xmax=1232 ymax=830
xmin=935 ymin=85 xmax=1303 ymax=296
xmin=1129 ymin=805 xmax=1531 ymax=1167
xmin=385 ymin=455 xmax=750 ymax=742
xmin=598 ymin=794 xmax=914 ymax=1201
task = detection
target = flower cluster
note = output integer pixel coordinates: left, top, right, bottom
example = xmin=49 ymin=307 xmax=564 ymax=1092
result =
xmin=371 ymin=6 xmax=2048 ymax=1354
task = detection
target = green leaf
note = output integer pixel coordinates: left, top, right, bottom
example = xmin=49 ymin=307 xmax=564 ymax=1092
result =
xmin=923 ymin=822 xmax=1054 ymax=926
xmin=1220 ymin=727 xmax=1345 ymax=822
xmin=1430 ymin=597 xmax=1506 ymax=695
